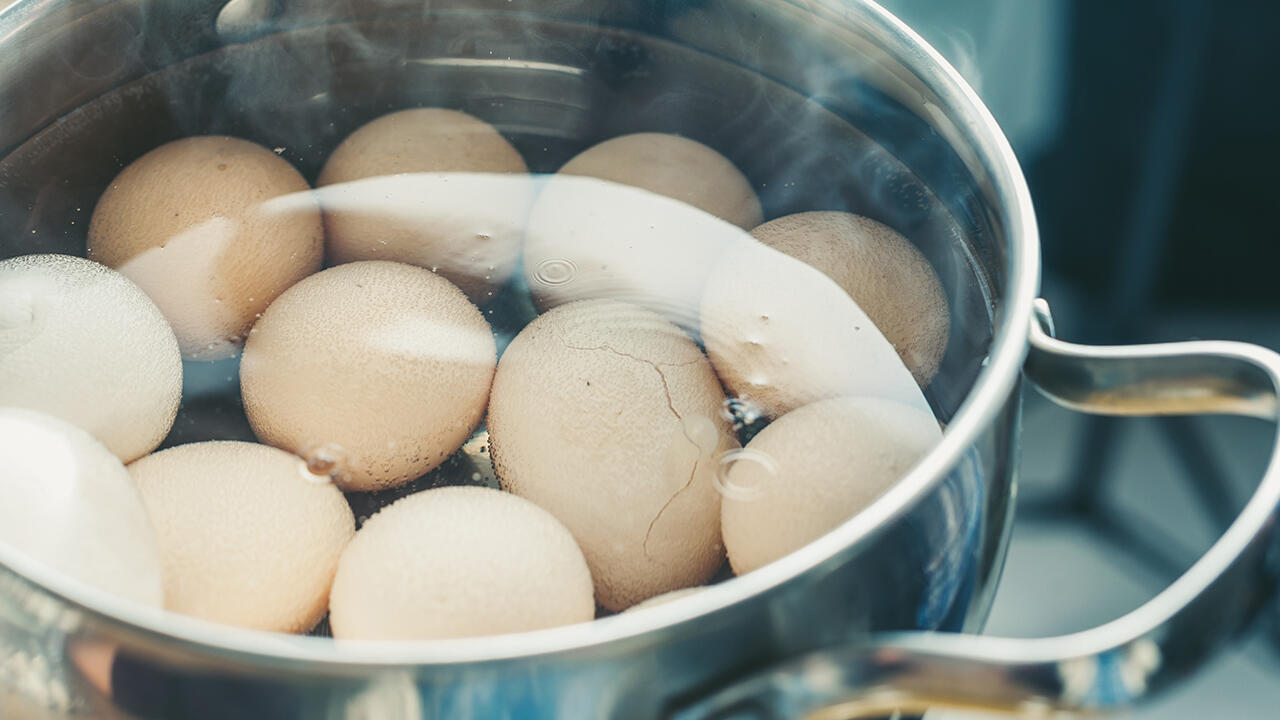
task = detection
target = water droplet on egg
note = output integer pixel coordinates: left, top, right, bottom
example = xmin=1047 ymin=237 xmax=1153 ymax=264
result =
xmin=300 ymin=443 xmax=348 ymax=484
xmin=713 ymin=448 xmax=777 ymax=500
xmin=533 ymin=258 xmax=577 ymax=287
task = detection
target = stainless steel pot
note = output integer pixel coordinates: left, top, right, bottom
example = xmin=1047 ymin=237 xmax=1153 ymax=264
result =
xmin=0 ymin=1 xmax=1277 ymax=718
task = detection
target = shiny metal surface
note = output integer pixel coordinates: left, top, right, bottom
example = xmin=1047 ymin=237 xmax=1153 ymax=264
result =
xmin=3 ymin=0 xmax=1267 ymax=718
xmin=677 ymin=303 xmax=1280 ymax=718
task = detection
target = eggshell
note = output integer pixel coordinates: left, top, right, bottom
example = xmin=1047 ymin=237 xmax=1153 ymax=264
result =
xmin=720 ymin=397 xmax=942 ymax=574
xmin=240 ymin=261 xmax=497 ymax=491
xmin=127 ymin=441 xmax=355 ymax=632
xmin=328 ymin=486 xmax=594 ymax=640
xmin=751 ymin=211 xmax=950 ymax=385
xmin=488 ymin=299 xmax=737 ymax=611
xmin=0 ymin=407 xmax=163 ymax=606
xmin=621 ymin=587 xmax=703 ymax=613
xmin=700 ymin=241 xmax=931 ymax=419
xmin=317 ymin=108 xmax=531 ymax=304
xmin=87 ymin=135 xmax=323 ymax=360
xmin=523 ymin=134 xmax=761 ymax=326
xmin=0 ymin=254 xmax=181 ymax=462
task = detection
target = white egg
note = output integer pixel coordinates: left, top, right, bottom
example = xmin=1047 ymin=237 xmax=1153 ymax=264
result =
xmin=317 ymin=108 xmax=532 ymax=304
xmin=87 ymin=135 xmax=323 ymax=360
xmin=0 ymin=254 xmax=181 ymax=462
xmin=700 ymin=241 xmax=931 ymax=420
xmin=128 ymin=441 xmax=355 ymax=633
xmin=0 ymin=407 xmax=163 ymax=606
xmin=240 ymin=261 xmax=497 ymax=491
xmin=720 ymin=397 xmax=942 ymax=574
xmin=621 ymin=587 xmax=703 ymax=613
xmin=488 ymin=300 xmax=737 ymax=611
xmin=329 ymin=486 xmax=594 ymax=640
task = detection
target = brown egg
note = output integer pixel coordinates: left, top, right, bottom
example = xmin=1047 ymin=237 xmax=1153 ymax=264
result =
xmin=720 ymin=397 xmax=942 ymax=574
xmin=329 ymin=486 xmax=594 ymax=640
xmin=700 ymin=241 xmax=931 ymax=420
xmin=87 ymin=135 xmax=323 ymax=360
xmin=557 ymin=133 xmax=762 ymax=230
xmin=0 ymin=254 xmax=181 ymax=462
xmin=241 ymin=261 xmax=497 ymax=491
xmin=488 ymin=300 xmax=737 ymax=611
xmin=0 ymin=408 xmax=163 ymax=607
xmin=317 ymin=108 xmax=531 ymax=304
xmin=751 ymin=211 xmax=950 ymax=385
xmin=128 ymin=441 xmax=355 ymax=633
xmin=523 ymin=135 xmax=761 ymax=326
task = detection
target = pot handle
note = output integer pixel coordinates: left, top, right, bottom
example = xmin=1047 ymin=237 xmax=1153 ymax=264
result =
xmin=671 ymin=299 xmax=1280 ymax=719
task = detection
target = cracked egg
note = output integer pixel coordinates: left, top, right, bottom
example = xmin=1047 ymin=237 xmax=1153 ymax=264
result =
xmin=487 ymin=299 xmax=738 ymax=611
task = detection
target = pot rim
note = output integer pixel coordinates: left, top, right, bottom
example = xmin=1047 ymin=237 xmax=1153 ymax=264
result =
xmin=0 ymin=0 xmax=1040 ymax=670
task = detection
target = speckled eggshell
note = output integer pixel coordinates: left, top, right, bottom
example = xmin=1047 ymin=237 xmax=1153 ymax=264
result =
xmin=317 ymin=108 xmax=531 ymax=304
xmin=128 ymin=441 xmax=355 ymax=633
xmin=700 ymin=241 xmax=931 ymax=420
xmin=0 ymin=408 xmax=163 ymax=607
xmin=0 ymin=254 xmax=181 ymax=462
xmin=523 ymin=135 xmax=761 ymax=326
xmin=329 ymin=486 xmax=594 ymax=640
xmin=557 ymin=133 xmax=761 ymax=230
xmin=240 ymin=261 xmax=497 ymax=491
xmin=87 ymin=135 xmax=323 ymax=360
xmin=721 ymin=397 xmax=942 ymax=574
xmin=488 ymin=299 xmax=738 ymax=611
xmin=751 ymin=211 xmax=950 ymax=386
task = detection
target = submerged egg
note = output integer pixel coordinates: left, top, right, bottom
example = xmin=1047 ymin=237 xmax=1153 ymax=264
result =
xmin=0 ymin=408 xmax=163 ymax=606
xmin=0 ymin=254 xmax=181 ymax=462
xmin=523 ymin=134 xmax=761 ymax=325
xmin=329 ymin=486 xmax=594 ymax=640
xmin=241 ymin=261 xmax=497 ymax=491
xmin=318 ymin=108 xmax=531 ymax=303
xmin=751 ymin=211 xmax=950 ymax=385
xmin=720 ymin=397 xmax=942 ymax=574
xmin=557 ymin=133 xmax=762 ymax=230
xmin=128 ymin=441 xmax=355 ymax=633
xmin=700 ymin=241 xmax=931 ymax=420
xmin=488 ymin=299 xmax=737 ymax=611
xmin=87 ymin=135 xmax=323 ymax=360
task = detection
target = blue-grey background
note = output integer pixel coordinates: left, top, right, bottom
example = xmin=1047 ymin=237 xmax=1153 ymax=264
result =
xmin=872 ymin=1 xmax=1280 ymax=717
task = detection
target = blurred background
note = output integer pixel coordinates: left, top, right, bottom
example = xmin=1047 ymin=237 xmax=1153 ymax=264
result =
xmin=874 ymin=0 xmax=1280 ymax=717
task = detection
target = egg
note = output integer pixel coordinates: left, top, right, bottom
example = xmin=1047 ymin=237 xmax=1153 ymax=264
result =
xmin=0 ymin=254 xmax=181 ymax=462
xmin=240 ymin=261 xmax=497 ymax=491
xmin=127 ymin=441 xmax=355 ymax=632
xmin=0 ymin=408 xmax=163 ymax=606
xmin=751 ymin=211 xmax=950 ymax=385
xmin=488 ymin=299 xmax=737 ymax=611
xmin=523 ymin=134 xmax=761 ymax=325
xmin=317 ymin=108 xmax=531 ymax=304
xmin=87 ymin=135 xmax=323 ymax=360
xmin=720 ymin=396 xmax=942 ymax=574
xmin=328 ymin=486 xmax=594 ymax=640
xmin=621 ymin=587 xmax=703 ymax=613
xmin=558 ymin=133 xmax=761 ymax=230
xmin=700 ymin=241 xmax=931 ymax=420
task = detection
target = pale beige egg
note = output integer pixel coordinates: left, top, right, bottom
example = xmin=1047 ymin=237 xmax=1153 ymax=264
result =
xmin=557 ymin=133 xmax=761 ymax=230
xmin=87 ymin=135 xmax=323 ymax=360
xmin=317 ymin=108 xmax=531 ymax=304
xmin=720 ymin=397 xmax=942 ymax=574
xmin=751 ymin=211 xmax=950 ymax=385
xmin=0 ymin=408 xmax=163 ymax=606
xmin=240 ymin=261 xmax=497 ymax=491
xmin=488 ymin=299 xmax=737 ymax=611
xmin=0 ymin=254 xmax=181 ymax=462
xmin=700 ymin=241 xmax=931 ymax=420
xmin=523 ymin=135 xmax=761 ymax=326
xmin=128 ymin=441 xmax=354 ymax=633
xmin=329 ymin=486 xmax=594 ymax=640
xmin=621 ymin=587 xmax=703 ymax=614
